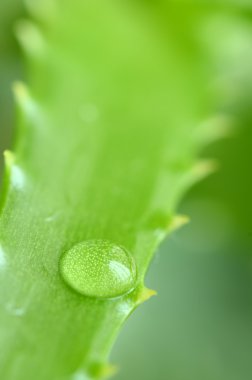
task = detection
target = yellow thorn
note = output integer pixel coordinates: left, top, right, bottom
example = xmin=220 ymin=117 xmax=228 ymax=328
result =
xmin=12 ymin=81 xmax=39 ymax=120
xmin=3 ymin=150 xmax=15 ymax=168
xmin=98 ymin=363 xmax=118 ymax=379
xmin=197 ymin=114 xmax=234 ymax=145
xmin=135 ymin=287 xmax=157 ymax=306
xmin=12 ymin=81 xmax=29 ymax=105
xmin=25 ymin=0 xmax=57 ymax=19
xmin=168 ymin=214 xmax=190 ymax=233
xmin=192 ymin=159 xmax=218 ymax=180
xmin=15 ymin=20 xmax=45 ymax=57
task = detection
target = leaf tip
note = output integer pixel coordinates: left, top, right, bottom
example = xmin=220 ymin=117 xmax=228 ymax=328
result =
xmin=197 ymin=114 xmax=234 ymax=146
xmin=98 ymin=363 xmax=118 ymax=379
xmin=12 ymin=81 xmax=29 ymax=104
xmin=169 ymin=214 xmax=190 ymax=233
xmin=15 ymin=19 xmax=45 ymax=58
xmin=3 ymin=150 xmax=15 ymax=169
xmin=25 ymin=0 xmax=57 ymax=20
xmin=12 ymin=81 xmax=39 ymax=121
xmin=135 ymin=286 xmax=157 ymax=306
xmin=192 ymin=159 xmax=218 ymax=180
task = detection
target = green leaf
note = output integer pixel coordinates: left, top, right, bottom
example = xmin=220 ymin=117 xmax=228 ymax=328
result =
xmin=0 ymin=1 xmax=225 ymax=379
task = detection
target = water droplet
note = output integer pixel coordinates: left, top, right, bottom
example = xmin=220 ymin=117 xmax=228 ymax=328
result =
xmin=60 ymin=240 xmax=137 ymax=299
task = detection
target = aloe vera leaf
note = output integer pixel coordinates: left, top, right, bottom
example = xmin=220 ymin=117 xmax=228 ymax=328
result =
xmin=0 ymin=1 xmax=221 ymax=379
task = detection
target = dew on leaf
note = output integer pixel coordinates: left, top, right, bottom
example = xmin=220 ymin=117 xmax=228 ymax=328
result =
xmin=60 ymin=240 xmax=137 ymax=299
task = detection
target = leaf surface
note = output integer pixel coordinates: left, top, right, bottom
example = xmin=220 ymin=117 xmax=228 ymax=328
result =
xmin=0 ymin=1 xmax=223 ymax=379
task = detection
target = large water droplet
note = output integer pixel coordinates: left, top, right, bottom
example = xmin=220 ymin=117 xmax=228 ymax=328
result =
xmin=60 ymin=240 xmax=137 ymax=299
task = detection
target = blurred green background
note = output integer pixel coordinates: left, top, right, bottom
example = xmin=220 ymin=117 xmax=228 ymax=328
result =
xmin=1 ymin=1 xmax=252 ymax=380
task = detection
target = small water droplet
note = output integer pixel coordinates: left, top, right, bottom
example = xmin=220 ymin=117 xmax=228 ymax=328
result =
xmin=60 ymin=240 xmax=137 ymax=299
